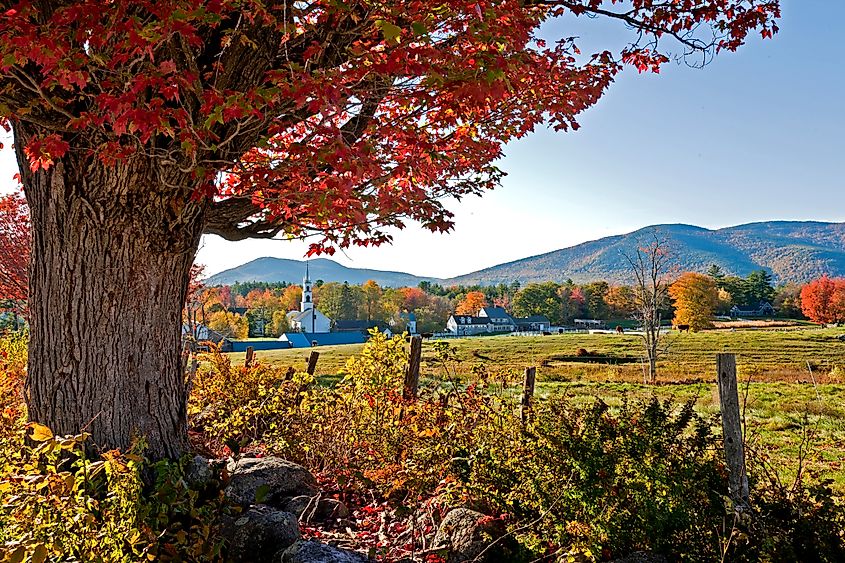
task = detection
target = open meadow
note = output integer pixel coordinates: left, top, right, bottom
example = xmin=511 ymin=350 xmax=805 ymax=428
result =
xmin=230 ymin=327 xmax=845 ymax=491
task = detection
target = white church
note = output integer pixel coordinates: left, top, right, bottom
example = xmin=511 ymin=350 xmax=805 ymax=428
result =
xmin=285 ymin=263 xmax=332 ymax=333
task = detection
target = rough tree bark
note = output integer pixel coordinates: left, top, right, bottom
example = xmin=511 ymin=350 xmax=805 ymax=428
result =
xmin=17 ymin=126 xmax=205 ymax=460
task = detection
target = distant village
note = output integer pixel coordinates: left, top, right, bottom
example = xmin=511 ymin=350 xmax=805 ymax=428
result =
xmin=177 ymin=264 xmax=805 ymax=352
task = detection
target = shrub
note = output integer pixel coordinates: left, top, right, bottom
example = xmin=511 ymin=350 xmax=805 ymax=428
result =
xmin=189 ymin=347 xmax=312 ymax=455
xmin=462 ymin=397 xmax=728 ymax=561
xmin=1 ymin=334 xmax=228 ymax=563
xmin=3 ymin=331 xmax=844 ymax=562
xmin=0 ymin=331 xmax=26 ymax=467
xmin=0 ymin=425 xmax=228 ymax=562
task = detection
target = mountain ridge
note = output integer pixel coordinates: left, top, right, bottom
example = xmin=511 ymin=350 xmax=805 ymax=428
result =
xmin=206 ymin=256 xmax=440 ymax=287
xmin=206 ymin=221 xmax=845 ymax=286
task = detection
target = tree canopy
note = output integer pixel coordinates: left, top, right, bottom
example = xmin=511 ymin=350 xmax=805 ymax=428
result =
xmin=0 ymin=0 xmax=780 ymax=458
xmin=1 ymin=0 xmax=779 ymax=251
xmin=801 ymin=276 xmax=845 ymax=325
xmin=669 ymin=272 xmax=718 ymax=331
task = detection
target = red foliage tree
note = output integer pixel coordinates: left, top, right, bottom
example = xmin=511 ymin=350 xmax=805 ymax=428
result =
xmin=0 ymin=192 xmax=29 ymax=310
xmin=400 ymin=287 xmax=428 ymax=312
xmin=800 ymin=276 xmax=845 ymax=325
xmin=0 ymin=1 xmax=780 ymax=458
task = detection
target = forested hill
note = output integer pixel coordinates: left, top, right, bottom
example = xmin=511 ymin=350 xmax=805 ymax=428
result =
xmin=206 ymin=222 xmax=845 ymax=286
xmin=206 ymin=257 xmax=438 ymax=287
xmin=443 ymin=222 xmax=845 ymax=286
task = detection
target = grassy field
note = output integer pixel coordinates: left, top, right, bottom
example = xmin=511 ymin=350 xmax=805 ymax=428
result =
xmin=232 ymin=327 xmax=845 ymax=383
xmin=227 ymin=327 xmax=845 ymax=490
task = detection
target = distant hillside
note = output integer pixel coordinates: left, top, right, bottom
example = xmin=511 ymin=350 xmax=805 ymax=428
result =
xmin=444 ymin=222 xmax=845 ymax=286
xmin=206 ymin=257 xmax=439 ymax=287
xmin=206 ymin=222 xmax=845 ymax=287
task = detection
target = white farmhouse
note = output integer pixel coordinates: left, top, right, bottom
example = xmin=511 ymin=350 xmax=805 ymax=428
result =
xmin=446 ymin=306 xmax=551 ymax=335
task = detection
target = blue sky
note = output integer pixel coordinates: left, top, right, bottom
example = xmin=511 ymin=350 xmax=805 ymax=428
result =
xmin=3 ymin=1 xmax=842 ymax=279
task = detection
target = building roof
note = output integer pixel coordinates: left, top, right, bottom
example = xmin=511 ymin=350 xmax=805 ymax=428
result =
xmin=279 ymin=333 xmax=311 ymax=347
xmin=450 ymin=315 xmax=491 ymax=326
xmin=334 ymin=320 xmax=387 ymax=331
xmin=479 ymin=307 xmax=512 ymax=320
xmin=302 ymin=332 xmax=368 ymax=346
xmin=515 ymin=315 xmax=551 ymax=324
xmin=288 ymin=308 xmax=330 ymax=323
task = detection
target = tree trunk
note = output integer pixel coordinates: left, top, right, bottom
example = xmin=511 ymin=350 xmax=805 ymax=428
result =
xmin=17 ymin=128 xmax=205 ymax=460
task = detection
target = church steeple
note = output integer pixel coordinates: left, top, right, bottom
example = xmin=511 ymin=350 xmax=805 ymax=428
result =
xmin=301 ymin=261 xmax=313 ymax=312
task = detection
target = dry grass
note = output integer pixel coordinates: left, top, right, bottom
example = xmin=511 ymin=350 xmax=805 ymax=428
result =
xmin=233 ymin=327 xmax=845 ymax=384
xmin=711 ymin=320 xmax=808 ymax=329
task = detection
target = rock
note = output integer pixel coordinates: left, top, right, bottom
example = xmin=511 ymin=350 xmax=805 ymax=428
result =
xmin=279 ymin=540 xmax=369 ymax=563
xmin=223 ymin=505 xmax=301 ymax=562
xmin=185 ymin=455 xmax=225 ymax=489
xmin=226 ymin=457 xmax=318 ymax=507
xmin=433 ymin=508 xmax=515 ymax=563
xmin=609 ymin=553 xmax=668 ymax=563
xmin=192 ymin=401 xmax=222 ymax=426
xmin=283 ymin=495 xmax=313 ymax=519
xmin=283 ymin=495 xmax=350 ymax=521
xmin=319 ymin=498 xmax=350 ymax=519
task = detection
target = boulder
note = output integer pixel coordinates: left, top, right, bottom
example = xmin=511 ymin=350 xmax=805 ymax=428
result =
xmin=283 ymin=496 xmax=313 ymax=519
xmin=223 ymin=505 xmax=301 ymax=562
xmin=318 ymin=498 xmax=350 ymax=519
xmin=433 ymin=508 xmax=515 ymax=563
xmin=185 ymin=455 xmax=225 ymax=490
xmin=279 ymin=540 xmax=369 ymax=563
xmin=284 ymin=495 xmax=350 ymax=521
xmin=226 ymin=457 xmax=318 ymax=507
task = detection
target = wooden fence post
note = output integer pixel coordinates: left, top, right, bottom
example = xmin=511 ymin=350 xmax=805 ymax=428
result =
xmin=404 ymin=335 xmax=423 ymax=400
xmin=306 ymin=350 xmax=320 ymax=376
xmin=244 ymin=346 xmax=254 ymax=368
xmin=716 ymin=353 xmax=750 ymax=510
xmin=520 ymin=366 xmax=536 ymax=424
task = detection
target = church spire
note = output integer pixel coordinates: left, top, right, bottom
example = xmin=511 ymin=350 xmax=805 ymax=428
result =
xmin=301 ymin=261 xmax=313 ymax=312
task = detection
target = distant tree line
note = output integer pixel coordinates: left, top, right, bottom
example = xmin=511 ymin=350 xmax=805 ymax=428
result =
xmin=186 ymin=264 xmax=818 ymax=339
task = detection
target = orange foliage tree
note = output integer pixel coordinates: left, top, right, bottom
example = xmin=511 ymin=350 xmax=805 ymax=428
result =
xmin=362 ymin=280 xmax=384 ymax=322
xmin=280 ymin=285 xmax=304 ymax=312
xmin=669 ymin=272 xmax=718 ymax=332
xmin=400 ymin=287 xmax=428 ymax=312
xmin=800 ymin=276 xmax=845 ymax=324
xmin=456 ymin=291 xmax=488 ymax=315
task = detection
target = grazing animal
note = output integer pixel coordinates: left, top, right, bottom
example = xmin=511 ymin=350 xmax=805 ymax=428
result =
xmin=675 ymin=324 xmax=690 ymax=333
xmin=615 ymin=325 xmax=624 ymax=334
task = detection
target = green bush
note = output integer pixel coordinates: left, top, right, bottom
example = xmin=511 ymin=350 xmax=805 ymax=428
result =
xmin=460 ymin=397 xmax=727 ymax=560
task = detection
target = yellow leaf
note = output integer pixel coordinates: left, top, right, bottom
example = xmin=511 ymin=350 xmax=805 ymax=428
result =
xmin=7 ymin=546 xmax=25 ymax=563
xmin=29 ymin=423 xmax=53 ymax=442
xmin=32 ymin=544 xmax=48 ymax=563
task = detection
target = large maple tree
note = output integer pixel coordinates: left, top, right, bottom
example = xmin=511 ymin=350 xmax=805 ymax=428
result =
xmin=0 ymin=0 xmax=779 ymax=459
